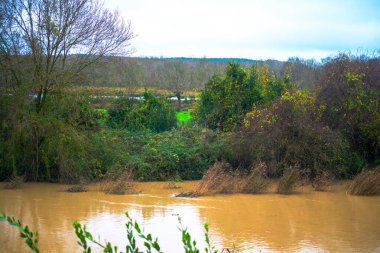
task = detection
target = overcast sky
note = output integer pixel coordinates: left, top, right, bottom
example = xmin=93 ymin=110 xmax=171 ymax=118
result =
xmin=105 ymin=0 xmax=380 ymax=61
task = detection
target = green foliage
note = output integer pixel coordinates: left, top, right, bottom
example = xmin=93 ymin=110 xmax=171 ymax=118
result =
xmin=0 ymin=94 xmax=100 ymax=182
xmin=107 ymin=91 xmax=176 ymax=132
xmin=0 ymin=212 xmax=39 ymax=253
xmin=176 ymin=110 xmax=192 ymax=126
xmin=1 ymin=54 xmax=378 ymax=184
xmin=99 ymin=127 xmax=228 ymax=181
xmin=195 ymin=62 xmax=291 ymax=131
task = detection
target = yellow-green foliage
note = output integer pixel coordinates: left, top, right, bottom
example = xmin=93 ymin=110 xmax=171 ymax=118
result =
xmin=244 ymin=90 xmax=316 ymax=129
xmin=195 ymin=62 xmax=291 ymax=131
xmin=316 ymin=54 xmax=380 ymax=165
xmin=233 ymin=90 xmax=350 ymax=178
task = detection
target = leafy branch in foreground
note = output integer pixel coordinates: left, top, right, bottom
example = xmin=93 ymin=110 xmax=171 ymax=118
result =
xmin=73 ymin=213 xmax=234 ymax=253
xmin=0 ymin=212 xmax=39 ymax=253
xmin=1 ymin=211 xmax=235 ymax=253
xmin=73 ymin=212 xmax=162 ymax=253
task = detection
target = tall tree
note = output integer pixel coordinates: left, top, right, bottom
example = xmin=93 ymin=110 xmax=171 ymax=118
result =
xmin=0 ymin=0 xmax=134 ymax=112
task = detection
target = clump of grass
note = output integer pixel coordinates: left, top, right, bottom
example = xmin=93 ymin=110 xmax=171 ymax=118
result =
xmin=348 ymin=167 xmax=380 ymax=196
xmin=174 ymin=192 xmax=194 ymax=197
xmin=193 ymin=161 xmax=272 ymax=196
xmin=107 ymin=179 xmax=127 ymax=195
xmin=242 ymin=163 xmax=270 ymax=194
xmin=101 ymin=169 xmax=137 ymax=195
xmin=312 ymin=172 xmax=334 ymax=192
xmin=277 ymin=168 xmax=300 ymax=194
xmin=65 ymin=184 xmax=88 ymax=193
xmin=166 ymin=180 xmax=182 ymax=189
xmin=4 ymin=175 xmax=25 ymax=189
xmin=193 ymin=161 xmax=240 ymax=196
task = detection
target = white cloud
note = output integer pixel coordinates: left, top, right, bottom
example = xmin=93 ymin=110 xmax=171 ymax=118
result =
xmin=105 ymin=0 xmax=380 ymax=60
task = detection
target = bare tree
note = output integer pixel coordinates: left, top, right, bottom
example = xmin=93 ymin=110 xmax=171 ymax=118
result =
xmin=164 ymin=60 xmax=191 ymax=110
xmin=0 ymin=0 xmax=134 ymax=111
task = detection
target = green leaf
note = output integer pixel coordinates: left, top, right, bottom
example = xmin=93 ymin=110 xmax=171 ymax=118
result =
xmin=152 ymin=241 xmax=160 ymax=251
xmin=85 ymin=231 xmax=93 ymax=241
xmin=144 ymin=242 xmax=151 ymax=250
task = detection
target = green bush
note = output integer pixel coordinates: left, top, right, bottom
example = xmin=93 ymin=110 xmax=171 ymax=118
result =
xmin=108 ymin=91 xmax=177 ymax=132
xmin=100 ymin=127 xmax=228 ymax=181
xmin=0 ymin=94 xmax=102 ymax=182
xmin=194 ymin=62 xmax=291 ymax=131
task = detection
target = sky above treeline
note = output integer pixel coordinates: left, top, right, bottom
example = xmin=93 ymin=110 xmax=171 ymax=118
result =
xmin=105 ymin=0 xmax=380 ymax=61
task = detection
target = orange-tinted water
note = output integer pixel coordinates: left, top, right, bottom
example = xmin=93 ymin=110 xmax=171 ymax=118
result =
xmin=0 ymin=181 xmax=379 ymax=252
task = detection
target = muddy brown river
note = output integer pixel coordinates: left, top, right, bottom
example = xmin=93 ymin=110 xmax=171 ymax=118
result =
xmin=0 ymin=181 xmax=379 ymax=253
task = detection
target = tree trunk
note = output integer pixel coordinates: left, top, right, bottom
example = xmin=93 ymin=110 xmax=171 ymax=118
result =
xmin=176 ymin=93 xmax=181 ymax=111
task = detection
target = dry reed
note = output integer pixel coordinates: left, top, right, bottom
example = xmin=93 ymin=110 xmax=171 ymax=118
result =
xmin=3 ymin=175 xmax=25 ymax=189
xmin=166 ymin=181 xmax=182 ymax=189
xmin=348 ymin=167 xmax=380 ymax=196
xmin=312 ymin=172 xmax=334 ymax=192
xmin=193 ymin=162 xmax=270 ymax=196
xmin=100 ymin=169 xmax=137 ymax=195
xmin=277 ymin=168 xmax=300 ymax=194
xmin=193 ymin=162 xmax=239 ymax=196
xmin=65 ymin=184 xmax=88 ymax=192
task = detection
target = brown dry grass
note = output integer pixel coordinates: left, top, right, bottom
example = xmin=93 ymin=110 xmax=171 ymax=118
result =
xmin=100 ymin=170 xmax=137 ymax=195
xmin=193 ymin=162 xmax=239 ymax=196
xmin=193 ymin=162 xmax=270 ymax=196
xmin=347 ymin=167 xmax=380 ymax=196
xmin=277 ymin=168 xmax=300 ymax=194
xmin=312 ymin=172 xmax=334 ymax=192
xmin=166 ymin=181 xmax=182 ymax=189
xmin=3 ymin=175 xmax=25 ymax=189
xmin=65 ymin=86 xmax=201 ymax=97
xmin=241 ymin=163 xmax=270 ymax=194
xmin=65 ymin=184 xmax=88 ymax=192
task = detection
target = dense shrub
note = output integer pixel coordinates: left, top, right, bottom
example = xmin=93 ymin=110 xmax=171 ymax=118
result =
xmin=316 ymin=54 xmax=380 ymax=165
xmin=101 ymin=127 xmax=229 ymax=181
xmin=0 ymin=94 xmax=108 ymax=182
xmin=230 ymin=90 xmax=351 ymax=179
xmin=107 ymin=91 xmax=176 ymax=132
xmin=194 ymin=62 xmax=291 ymax=131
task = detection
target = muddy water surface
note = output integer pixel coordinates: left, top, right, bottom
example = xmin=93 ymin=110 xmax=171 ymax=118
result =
xmin=0 ymin=181 xmax=379 ymax=253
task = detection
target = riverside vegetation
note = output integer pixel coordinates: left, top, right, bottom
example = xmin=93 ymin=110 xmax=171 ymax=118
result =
xmin=1 ymin=55 xmax=380 ymax=195
xmin=1 ymin=0 xmax=379 ymax=251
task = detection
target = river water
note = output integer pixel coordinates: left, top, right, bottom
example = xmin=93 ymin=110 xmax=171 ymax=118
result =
xmin=0 ymin=181 xmax=379 ymax=253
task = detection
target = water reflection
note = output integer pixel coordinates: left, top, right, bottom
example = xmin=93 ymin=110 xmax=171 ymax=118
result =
xmin=0 ymin=182 xmax=379 ymax=253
